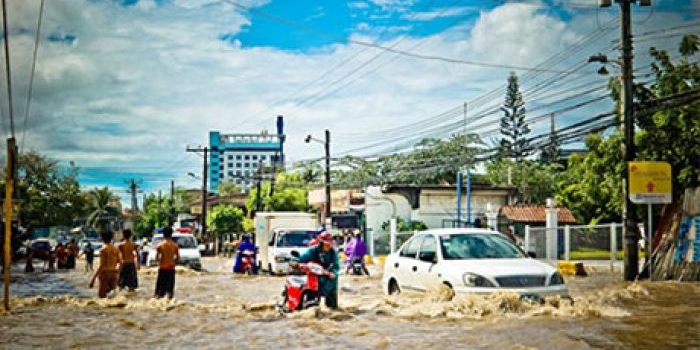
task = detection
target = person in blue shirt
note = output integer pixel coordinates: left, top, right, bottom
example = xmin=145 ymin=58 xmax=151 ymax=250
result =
xmin=290 ymin=231 xmax=340 ymax=309
xmin=233 ymin=234 xmax=258 ymax=274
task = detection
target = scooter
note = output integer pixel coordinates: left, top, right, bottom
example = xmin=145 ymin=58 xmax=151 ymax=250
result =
xmin=240 ymin=249 xmax=256 ymax=275
xmin=276 ymin=253 xmax=329 ymax=313
xmin=350 ymin=257 xmax=364 ymax=275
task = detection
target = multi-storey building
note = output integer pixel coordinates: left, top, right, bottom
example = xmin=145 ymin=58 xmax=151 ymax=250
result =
xmin=209 ymin=116 xmax=285 ymax=192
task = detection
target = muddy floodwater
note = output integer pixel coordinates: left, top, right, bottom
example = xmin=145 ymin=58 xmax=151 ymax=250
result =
xmin=1 ymin=257 xmax=699 ymax=350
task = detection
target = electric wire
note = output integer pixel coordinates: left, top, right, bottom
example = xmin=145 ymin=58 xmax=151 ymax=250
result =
xmin=221 ymin=0 xmax=571 ymax=73
xmin=20 ymin=0 xmax=46 ymax=153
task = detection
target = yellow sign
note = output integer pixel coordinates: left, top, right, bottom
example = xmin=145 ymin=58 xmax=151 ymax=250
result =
xmin=628 ymin=161 xmax=672 ymax=204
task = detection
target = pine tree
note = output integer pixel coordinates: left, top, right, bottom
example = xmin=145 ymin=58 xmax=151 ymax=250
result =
xmin=499 ymin=72 xmax=530 ymax=161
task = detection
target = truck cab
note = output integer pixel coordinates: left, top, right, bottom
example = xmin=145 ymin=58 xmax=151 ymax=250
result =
xmin=254 ymin=211 xmax=319 ymax=275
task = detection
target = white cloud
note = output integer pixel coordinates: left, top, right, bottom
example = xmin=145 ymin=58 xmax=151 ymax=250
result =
xmin=402 ymin=6 xmax=478 ymax=21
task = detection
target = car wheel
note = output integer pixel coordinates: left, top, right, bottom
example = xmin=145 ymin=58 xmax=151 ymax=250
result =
xmin=388 ymin=279 xmax=401 ymax=295
xmin=438 ymin=283 xmax=454 ymax=301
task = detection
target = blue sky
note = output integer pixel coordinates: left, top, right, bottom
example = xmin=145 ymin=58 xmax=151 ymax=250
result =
xmin=1 ymin=0 xmax=697 ymax=208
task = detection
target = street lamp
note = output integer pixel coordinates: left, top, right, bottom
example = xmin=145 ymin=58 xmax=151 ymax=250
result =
xmin=305 ymin=129 xmax=331 ymax=222
xmin=188 ymin=172 xmax=207 ymax=239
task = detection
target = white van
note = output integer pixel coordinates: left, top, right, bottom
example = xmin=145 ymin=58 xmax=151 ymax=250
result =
xmin=260 ymin=228 xmax=318 ymax=274
xmin=146 ymin=233 xmax=203 ymax=270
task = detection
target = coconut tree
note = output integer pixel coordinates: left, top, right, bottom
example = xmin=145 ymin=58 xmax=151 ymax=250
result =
xmin=85 ymin=187 xmax=122 ymax=233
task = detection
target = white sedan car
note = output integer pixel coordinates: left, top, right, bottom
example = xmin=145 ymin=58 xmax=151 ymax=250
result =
xmin=382 ymin=228 xmax=567 ymax=298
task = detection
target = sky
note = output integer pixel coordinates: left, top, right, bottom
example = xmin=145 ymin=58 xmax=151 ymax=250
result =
xmin=0 ymin=0 xmax=698 ymax=208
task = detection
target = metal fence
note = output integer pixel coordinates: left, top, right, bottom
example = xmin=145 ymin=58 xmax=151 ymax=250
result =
xmin=368 ymin=230 xmax=415 ymax=256
xmin=525 ymin=223 xmax=624 ymax=272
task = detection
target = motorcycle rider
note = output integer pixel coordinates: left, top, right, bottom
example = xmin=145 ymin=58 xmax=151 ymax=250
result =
xmin=233 ymin=234 xmax=258 ymax=274
xmin=344 ymin=230 xmax=370 ymax=276
xmin=290 ymin=231 xmax=340 ymax=309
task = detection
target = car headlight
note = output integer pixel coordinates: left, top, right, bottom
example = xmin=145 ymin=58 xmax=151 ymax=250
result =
xmin=463 ymin=273 xmax=496 ymax=287
xmin=549 ymin=272 xmax=565 ymax=285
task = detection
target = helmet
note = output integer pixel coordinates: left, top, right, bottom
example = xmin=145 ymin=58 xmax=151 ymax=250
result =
xmin=317 ymin=232 xmax=333 ymax=245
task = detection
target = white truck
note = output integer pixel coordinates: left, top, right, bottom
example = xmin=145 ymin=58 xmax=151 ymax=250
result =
xmin=254 ymin=212 xmax=319 ymax=275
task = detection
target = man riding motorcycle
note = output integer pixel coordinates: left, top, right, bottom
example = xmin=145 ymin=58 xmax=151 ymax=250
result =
xmin=233 ymin=234 xmax=258 ymax=274
xmin=290 ymin=231 xmax=340 ymax=309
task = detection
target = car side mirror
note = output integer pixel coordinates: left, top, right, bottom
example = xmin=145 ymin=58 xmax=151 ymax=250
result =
xmin=527 ymin=251 xmax=536 ymax=258
xmin=290 ymin=250 xmax=300 ymax=258
xmin=419 ymin=252 xmax=436 ymax=263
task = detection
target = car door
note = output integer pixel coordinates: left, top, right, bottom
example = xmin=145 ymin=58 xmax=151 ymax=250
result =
xmin=393 ymin=235 xmax=424 ymax=292
xmin=413 ymin=234 xmax=441 ymax=292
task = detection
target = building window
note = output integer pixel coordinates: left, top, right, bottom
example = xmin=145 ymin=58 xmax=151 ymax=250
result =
xmin=252 ymin=155 xmax=258 ymax=160
xmin=227 ymin=163 xmax=233 ymax=168
xmin=228 ymin=155 xmax=233 ymax=160
xmin=236 ymin=163 xmax=242 ymax=168
xmin=244 ymin=155 xmax=250 ymax=160
xmin=261 ymin=155 xmax=266 ymax=161
xmin=236 ymin=155 xmax=242 ymax=160
xmin=244 ymin=163 xmax=250 ymax=168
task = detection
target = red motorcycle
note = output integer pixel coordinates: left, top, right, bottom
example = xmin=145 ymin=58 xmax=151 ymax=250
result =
xmin=276 ymin=260 xmax=329 ymax=313
xmin=240 ymin=249 xmax=256 ymax=275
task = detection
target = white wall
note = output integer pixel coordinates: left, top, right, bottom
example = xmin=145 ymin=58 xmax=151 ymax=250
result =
xmin=364 ymin=186 xmax=510 ymax=234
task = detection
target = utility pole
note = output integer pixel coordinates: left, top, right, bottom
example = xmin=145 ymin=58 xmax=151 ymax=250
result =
xmin=599 ymin=0 xmax=650 ymax=281
xmin=255 ymin=162 xmax=263 ymax=212
xmin=3 ymin=137 xmax=15 ymax=311
xmin=124 ymin=179 xmax=142 ymax=213
xmin=620 ymin=0 xmax=638 ymax=281
xmin=186 ymin=146 xmax=208 ymax=239
xmin=169 ymin=180 xmax=175 ymax=227
xmin=324 ymin=129 xmax=331 ymax=221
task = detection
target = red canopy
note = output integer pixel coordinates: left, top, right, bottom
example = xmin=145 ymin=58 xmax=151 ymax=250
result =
xmin=175 ymin=227 xmax=193 ymax=233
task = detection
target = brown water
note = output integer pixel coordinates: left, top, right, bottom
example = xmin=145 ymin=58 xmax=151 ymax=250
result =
xmin=1 ymin=258 xmax=699 ymax=350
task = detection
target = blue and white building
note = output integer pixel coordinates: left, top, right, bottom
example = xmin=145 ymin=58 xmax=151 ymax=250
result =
xmin=209 ymin=116 xmax=285 ymax=192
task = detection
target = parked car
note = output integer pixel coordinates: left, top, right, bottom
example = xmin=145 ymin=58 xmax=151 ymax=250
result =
xmin=145 ymin=233 xmax=203 ymax=270
xmin=27 ymin=238 xmax=54 ymax=261
xmin=80 ymin=239 xmax=104 ymax=257
xmin=382 ymin=228 xmax=568 ymax=298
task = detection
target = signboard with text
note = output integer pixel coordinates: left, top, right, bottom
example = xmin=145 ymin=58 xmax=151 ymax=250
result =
xmin=629 ymin=161 xmax=672 ymax=204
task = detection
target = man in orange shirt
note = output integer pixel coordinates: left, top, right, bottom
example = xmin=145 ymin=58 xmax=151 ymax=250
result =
xmin=118 ymin=229 xmax=140 ymax=292
xmin=89 ymin=231 xmax=122 ymax=298
xmin=154 ymin=227 xmax=180 ymax=299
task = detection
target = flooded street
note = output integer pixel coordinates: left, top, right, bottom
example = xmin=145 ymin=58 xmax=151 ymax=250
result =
xmin=2 ymin=258 xmax=699 ymax=349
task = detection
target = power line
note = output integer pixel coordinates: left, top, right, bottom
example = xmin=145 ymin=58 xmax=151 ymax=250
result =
xmin=221 ymin=0 xmax=571 ymax=73
xmin=20 ymin=0 xmax=46 ymax=153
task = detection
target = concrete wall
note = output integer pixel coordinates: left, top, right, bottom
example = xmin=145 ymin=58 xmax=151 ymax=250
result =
xmin=364 ymin=186 xmax=510 ymax=234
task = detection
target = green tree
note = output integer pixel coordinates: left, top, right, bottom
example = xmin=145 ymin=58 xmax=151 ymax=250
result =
xmin=9 ymin=151 xmax=86 ymax=228
xmin=207 ymin=204 xmax=244 ymax=239
xmin=499 ymin=72 xmax=531 ymax=161
xmin=134 ymin=193 xmax=170 ymax=237
xmin=246 ymin=171 xmax=311 ymax=214
xmin=217 ymin=180 xmax=241 ymax=196
xmin=85 ymin=187 xmax=122 ymax=233
xmin=381 ymin=217 xmax=427 ymax=231
xmin=556 ymin=134 xmax=624 ymax=224
xmin=635 ymin=39 xmax=700 ymax=193
xmin=485 ymin=158 xmax=564 ymax=205
xmin=334 ymin=134 xmax=484 ymax=186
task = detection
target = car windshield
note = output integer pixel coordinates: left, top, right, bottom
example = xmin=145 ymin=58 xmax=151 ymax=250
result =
xmin=440 ymin=233 xmax=525 ymax=260
xmin=152 ymin=236 xmax=197 ymax=249
xmin=275 ymin=231 xmax=316 ymax=247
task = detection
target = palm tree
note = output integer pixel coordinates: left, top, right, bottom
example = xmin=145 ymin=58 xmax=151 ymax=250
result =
xmin=85 ymin=187 xmax=122 ymax=233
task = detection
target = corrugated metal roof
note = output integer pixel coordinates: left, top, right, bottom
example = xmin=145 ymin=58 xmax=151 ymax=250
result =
xmin=499 ymin=204 xmax=577 ymax=224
